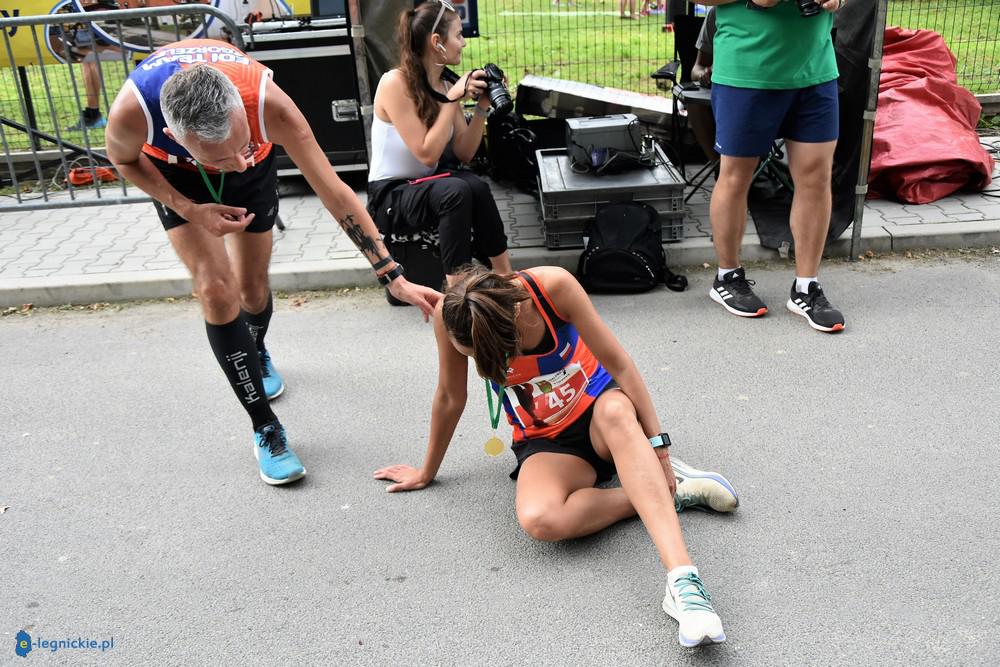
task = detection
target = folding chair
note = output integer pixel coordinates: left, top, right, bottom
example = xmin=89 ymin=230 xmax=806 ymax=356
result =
xmin=651 ymin=12 xmax=707 ymax=185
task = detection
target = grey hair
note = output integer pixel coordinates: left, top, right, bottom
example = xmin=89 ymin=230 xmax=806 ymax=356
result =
xmin=160 ymin=64 xmax=243 ymax=143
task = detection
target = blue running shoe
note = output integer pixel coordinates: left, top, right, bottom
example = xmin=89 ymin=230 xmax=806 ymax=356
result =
xmin=258 ymin=349 xmax=285 ymax=400
xmin=65 ymin=115 xmax=107 ymax=131
xmin=253 ymin=421 xmax=305 ymax=485
xmin=672 ymin=457 xmax=739 ymax=513
xmin=662 ymin=566 xmax=726 ymax=647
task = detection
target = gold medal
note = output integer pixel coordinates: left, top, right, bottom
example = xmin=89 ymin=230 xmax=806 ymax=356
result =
xmin=484 ymin=380 xmax=506 ymax=457
xmin=484 ymin=436 xmax=505 ymax=457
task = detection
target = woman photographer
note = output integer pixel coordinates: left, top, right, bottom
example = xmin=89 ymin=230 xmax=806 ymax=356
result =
xmin=374 ymin=265 xmax=736 ymax=648
xmin=368 ymin=0 xmax=512 ymax=287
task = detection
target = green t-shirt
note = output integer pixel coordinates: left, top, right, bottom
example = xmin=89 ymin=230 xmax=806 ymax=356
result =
xmin=712 ymin=1 xmax=839 ymax=90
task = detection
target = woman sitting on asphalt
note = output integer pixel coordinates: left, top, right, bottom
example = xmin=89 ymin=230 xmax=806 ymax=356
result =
xmin=375 ymin=265 xmax=739 ymax=648
xmin=367 ymin=0 xmax=512 ymax=286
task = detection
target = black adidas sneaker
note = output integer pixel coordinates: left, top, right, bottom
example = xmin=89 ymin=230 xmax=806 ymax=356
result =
xmin=709 ymin=268 xmax=768 ymax=317
xmin=786 ymin=281 xmax=846 ymax=332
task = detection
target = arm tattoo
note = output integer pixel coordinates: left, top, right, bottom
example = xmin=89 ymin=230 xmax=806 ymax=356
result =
xmin=339 ymin=213 xmax=386 ymax=261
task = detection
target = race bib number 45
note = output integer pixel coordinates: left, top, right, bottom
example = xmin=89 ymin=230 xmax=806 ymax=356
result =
xmin=504 ymin=363 xmax=589 ymax=429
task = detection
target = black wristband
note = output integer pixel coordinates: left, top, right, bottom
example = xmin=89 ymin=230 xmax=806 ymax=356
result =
xmin=377 ymin=264 xmax=405 ymax=286
xmin=372 ymin=256 xmax=394 ymax=272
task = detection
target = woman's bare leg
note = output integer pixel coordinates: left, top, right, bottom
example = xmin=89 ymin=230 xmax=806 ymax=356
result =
xmin=515 ymin=452 xmax=636 ymax=541
xmin=588 ymin=389 xmax=692 ymax=571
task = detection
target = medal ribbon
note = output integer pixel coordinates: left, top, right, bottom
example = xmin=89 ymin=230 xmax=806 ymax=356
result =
xmin=196 ymin=162 xmax=225 ymax=204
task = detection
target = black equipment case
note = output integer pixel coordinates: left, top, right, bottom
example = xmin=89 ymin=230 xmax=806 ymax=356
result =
xmin=243 ymin=17 xmax=368 ymax=177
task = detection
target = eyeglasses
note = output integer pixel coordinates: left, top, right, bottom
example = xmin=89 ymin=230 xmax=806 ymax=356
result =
xmin=430 ymin=0 xmax=456 ymax=37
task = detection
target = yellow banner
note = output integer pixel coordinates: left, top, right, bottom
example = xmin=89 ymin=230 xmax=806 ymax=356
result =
xmin=1 ymin=0 xmax=72 ymax=66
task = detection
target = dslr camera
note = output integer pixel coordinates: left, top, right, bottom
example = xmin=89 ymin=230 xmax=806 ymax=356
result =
xmin=481 ymin=63 xmax=513 ymax=116
xmin=746 ymin=0 xmax=822 ymax=18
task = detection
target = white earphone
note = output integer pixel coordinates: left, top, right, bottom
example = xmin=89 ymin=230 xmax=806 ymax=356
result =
xmin=436 ymin=43 xmax=447 ymax=53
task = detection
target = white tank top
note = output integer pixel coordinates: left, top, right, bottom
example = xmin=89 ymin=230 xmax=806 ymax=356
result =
xmin=368 ymin=114 xmax=436 ymax=182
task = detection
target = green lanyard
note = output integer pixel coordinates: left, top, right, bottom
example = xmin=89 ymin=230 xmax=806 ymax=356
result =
xmin=485 ymin=379 xmax=502 ymax=430
xmin=483 ymin=379 xmax=504 ymax=456
xmin=195 ymin=162 xmax=225 ymax=204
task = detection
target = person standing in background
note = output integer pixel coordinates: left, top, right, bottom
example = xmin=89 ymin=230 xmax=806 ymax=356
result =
xmin=702 ymin=0 xmax=847 ymax=333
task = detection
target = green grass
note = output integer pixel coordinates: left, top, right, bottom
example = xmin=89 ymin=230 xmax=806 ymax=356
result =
xmin=886 ymin=0 xmax=1000 ymax=92
xmin=462 ymin=1 xmax=676 ymax=96
xmin=0 ymin=62 xmax=128 ymax=154
xmin=1 ymin=0 xmax=997 ymax=155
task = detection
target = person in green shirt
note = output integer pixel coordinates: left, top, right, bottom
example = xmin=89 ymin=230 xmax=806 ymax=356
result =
xmin=701 ymin=0 xmax=848 ymax=333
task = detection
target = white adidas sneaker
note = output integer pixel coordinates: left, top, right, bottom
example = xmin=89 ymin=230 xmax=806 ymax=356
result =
xmin=662 ymin=566 xmax=726 ymax=647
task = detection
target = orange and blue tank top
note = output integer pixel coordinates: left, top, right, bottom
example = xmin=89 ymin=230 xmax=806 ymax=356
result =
xmin=125 ymin=39 xmax=273 ymax=172
xmin=496 ymin=271 xmax=613 ymax=442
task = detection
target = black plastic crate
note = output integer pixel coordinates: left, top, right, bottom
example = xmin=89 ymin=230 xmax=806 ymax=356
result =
xmin=536 ymin=144 xmax=685 ymax=224
xmin=543 ymin=211 xmax=686 ymax=250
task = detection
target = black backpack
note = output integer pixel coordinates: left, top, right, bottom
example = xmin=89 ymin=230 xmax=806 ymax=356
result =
xmin=576 ymin=202 xmax=688 ymax=294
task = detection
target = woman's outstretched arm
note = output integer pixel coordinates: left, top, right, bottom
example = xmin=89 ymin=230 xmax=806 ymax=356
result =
xmin=374 ymin=302 xmax=469 ymax=491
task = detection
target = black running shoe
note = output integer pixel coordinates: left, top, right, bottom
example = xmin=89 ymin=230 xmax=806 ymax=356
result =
xmin=709 ymin=268 xmax=768 ymax=317
xmin=786 ymin=281 xmax=846 ymax=332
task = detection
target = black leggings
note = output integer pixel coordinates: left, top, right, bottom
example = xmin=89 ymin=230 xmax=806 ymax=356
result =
xmin=370 ymin=170 xmax=509 ymax=274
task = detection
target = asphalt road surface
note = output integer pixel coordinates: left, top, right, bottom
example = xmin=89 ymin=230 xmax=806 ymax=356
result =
xmin=3 ymin=252 xmax=999 ymax=666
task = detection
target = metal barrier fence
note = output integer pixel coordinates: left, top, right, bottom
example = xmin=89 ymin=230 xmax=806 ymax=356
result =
xmin=3 ymin=1 xmax=995 ymax=215
xmin=0 ymin=5 xmax=242 ymax=212
xmin=461 ymin=0 xmax=677 ymax=99
xmin=887 ymin=0 xmax=999 ymax=95
xmin=461 ymin=0 xmax=999 ymax=101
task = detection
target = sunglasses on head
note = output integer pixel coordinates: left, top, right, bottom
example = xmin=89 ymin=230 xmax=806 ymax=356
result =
xmin=430 ymin=0 xmax=456 ymax=36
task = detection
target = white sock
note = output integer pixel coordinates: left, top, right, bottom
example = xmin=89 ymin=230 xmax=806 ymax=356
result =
xmin=795 ymin=276 xmax=818 ymax=294
xmin=717 ymin=267 xmax=739 ymax=281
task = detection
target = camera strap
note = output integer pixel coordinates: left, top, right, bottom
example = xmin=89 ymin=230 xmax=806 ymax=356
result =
xmin=423 ymin=67 xmax=483 ymax=104
xmin=424 ymin=71 xmax=458 ymax=104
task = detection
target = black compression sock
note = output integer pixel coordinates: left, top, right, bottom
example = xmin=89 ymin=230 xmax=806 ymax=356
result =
xmin=205 ymin=315 xmax=277 ymax=430
xmin=84 ymin=107 xmax=101 ymax=121
xmin=242 ymin=292 xmax=273 ymax=353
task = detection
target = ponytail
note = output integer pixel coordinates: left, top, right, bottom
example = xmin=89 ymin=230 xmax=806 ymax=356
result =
xmin=442 ymin=265 xmax=528 ymax=386
xmin=396 ymin=3 xmax=455 ymax=128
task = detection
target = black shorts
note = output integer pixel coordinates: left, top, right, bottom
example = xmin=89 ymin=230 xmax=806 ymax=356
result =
xmin=151 ymin=151 xmax=279 ymax=233
xmin=509 ymin=382 xmax=620 ymax=485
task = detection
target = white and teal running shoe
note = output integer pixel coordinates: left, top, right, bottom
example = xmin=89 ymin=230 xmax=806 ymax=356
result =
xmin=258 ymin=349 xmax=285 ymax=400
xmin=253 ymin=421 xmax=305 ymax=485
xmin=662 ymin=566 xmax=726 ymax=647
xmin=672 ymin=457 xmax=739 ymax=513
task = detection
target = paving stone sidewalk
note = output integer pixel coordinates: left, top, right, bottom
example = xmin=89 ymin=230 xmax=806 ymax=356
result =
xmin=1 ymin=154 xmax=998 ymax=307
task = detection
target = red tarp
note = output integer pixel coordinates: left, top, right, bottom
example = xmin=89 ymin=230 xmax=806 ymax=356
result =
xmin=868 ymin=27 xmax=994 ymax=204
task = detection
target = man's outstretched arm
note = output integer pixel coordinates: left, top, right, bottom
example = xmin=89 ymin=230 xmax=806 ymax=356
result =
xmin=263 ymin=79 xmax=440 ymax=317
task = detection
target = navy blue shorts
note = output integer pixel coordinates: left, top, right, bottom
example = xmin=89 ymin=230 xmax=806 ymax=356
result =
xmin=711 ymin=79 xmax=839 ymax=158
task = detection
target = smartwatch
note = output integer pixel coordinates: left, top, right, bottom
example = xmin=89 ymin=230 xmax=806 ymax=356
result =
xmin=649 ymin=432 xmax=671 ymax=449
xmin=377 ymin=264 xmax=405 ymax=286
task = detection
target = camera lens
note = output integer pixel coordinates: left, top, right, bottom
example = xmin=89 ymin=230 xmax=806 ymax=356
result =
xmin=483 ymin=63 xmax=513 ymax=116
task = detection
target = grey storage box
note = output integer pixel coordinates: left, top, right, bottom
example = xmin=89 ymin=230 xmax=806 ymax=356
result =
xmin=536 ymin=144 xmax=685 ymax=249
